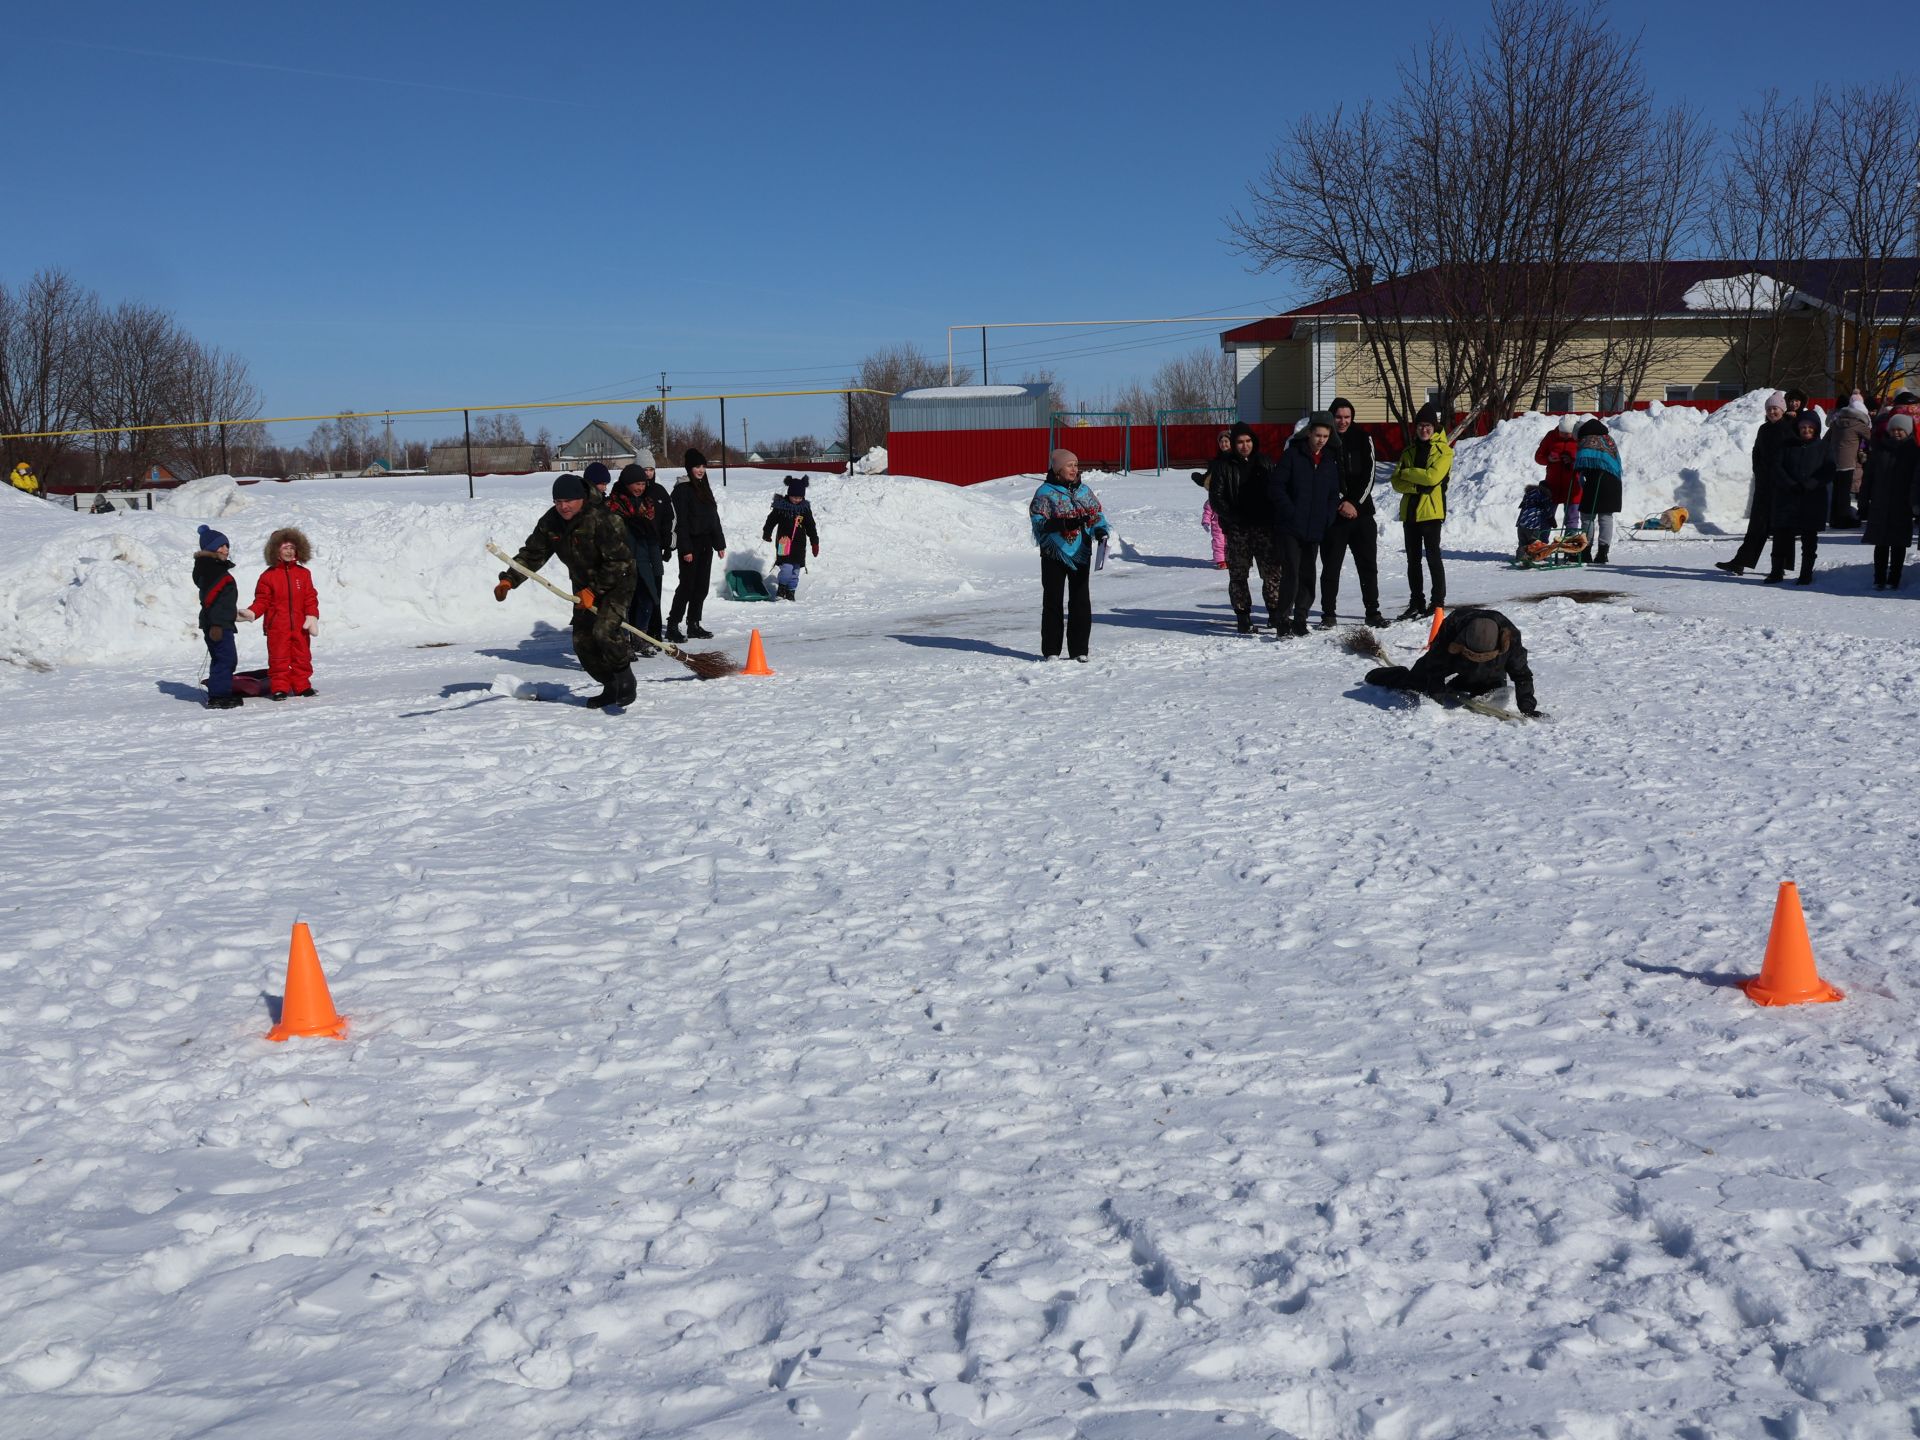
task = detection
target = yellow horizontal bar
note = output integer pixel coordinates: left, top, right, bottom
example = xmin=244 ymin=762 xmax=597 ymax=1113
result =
xmin=0 ymin=387 xmax=896 ymax=443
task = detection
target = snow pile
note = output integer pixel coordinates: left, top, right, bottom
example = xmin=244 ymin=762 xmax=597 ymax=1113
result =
xmin=851 ymin=444 xmax=888 ymax=474
xmin=1437 ymin=391 xmax=1771 ymax=545
xmin=1682 ymin=272 xmax=1793 ymax=311
xmin=151 ymin=474 xmax=259 ymax=518
xmin=0 ymin=471 xmax=1031 ymax=671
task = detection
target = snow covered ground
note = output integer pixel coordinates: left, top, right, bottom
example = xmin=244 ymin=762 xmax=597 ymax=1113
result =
xmin=3 ymin=414 xmax=1920 ymax=1438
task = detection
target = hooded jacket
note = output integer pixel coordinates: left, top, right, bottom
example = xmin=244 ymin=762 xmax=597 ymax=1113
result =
xmin=1827 ymin=404 xmax=1870 ymax=473
xmin=1534 ymin=429 xmax=1582 ymax=505
xmin=762 ymin=493 xmax=820 ymax=568
xmin=1329 ymin=426 xmax=1377 ymax=519
xmin=1202 ymin=432 xmax=1272 ymax=527
xmin=1269 ymin=431 xmax=1344 ymax=543
xmin=1391 ymin=430 xmax=1452 ymax=523
xmin=1773 ymin=416 xmax=1833 ymax=535
xmin=1405 ymin=606 xmax=1537 ymax=713
xmin=249 ymin=527 xmax=318 ymax=638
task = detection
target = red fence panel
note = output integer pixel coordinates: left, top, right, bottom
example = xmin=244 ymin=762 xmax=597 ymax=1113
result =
xmin=887 ymin=429 xmax=1050 ymax=486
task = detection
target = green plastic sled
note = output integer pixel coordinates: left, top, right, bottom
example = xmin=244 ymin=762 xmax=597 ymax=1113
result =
xmin=725 ymin=570 xmax=778 ymax=602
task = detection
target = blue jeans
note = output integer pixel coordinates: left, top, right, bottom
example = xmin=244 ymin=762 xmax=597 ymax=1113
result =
xmin=204 ymin=627 xmax=236 ymax=696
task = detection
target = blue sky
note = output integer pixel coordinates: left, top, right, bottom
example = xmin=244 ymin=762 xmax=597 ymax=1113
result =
xmin=4 ymin=1 xmax=1902 ymax=450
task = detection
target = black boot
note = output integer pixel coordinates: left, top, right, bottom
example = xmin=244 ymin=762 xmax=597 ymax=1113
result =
xmin=1315 ymin=612 xmax=1337 ymax=630
xmin=687 ymin=622 xmax=713 ymax=639
xmin=1234 ymin=612 xmax=1253 ymax=635
xmin=1395 ymin=601 xmax=1426 ymax=622
xmin=1594 ymin=544 xmax=1609 ymax=565
xmin=1714 ymin=560 xmax=1746 ymax=575
xmin=1364 ymin=610 xmax=1389 ymax=627
xmin=665 ymin=623 xmax=685 ymax=643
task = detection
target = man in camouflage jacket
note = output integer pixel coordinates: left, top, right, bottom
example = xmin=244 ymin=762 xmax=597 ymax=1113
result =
xmin=496 ymin=473 xmax=638 ymax=707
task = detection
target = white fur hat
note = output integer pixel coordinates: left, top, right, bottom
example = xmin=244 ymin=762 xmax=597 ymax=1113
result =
xmin=1557 ymin=414 xmax=1577 ymax=434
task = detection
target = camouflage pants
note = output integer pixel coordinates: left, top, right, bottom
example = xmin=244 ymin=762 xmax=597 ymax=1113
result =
xmin=573 ymin=594 xmax=634 ymax=682
xmin=1223 ymin=523 xmax=1283 ymax=627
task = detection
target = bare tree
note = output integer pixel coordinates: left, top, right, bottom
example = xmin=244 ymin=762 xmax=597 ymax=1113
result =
xmin=474 ymin=413 xmax=527 ymax=445
xmin=171 ymin=343 xmax=263 ymax=477
xmin=1230 ymin=0 xmax=1707 ymax=429
xmin=840 ymin=342 xmax=974 ymax=456
xmin=1705 ymin=91 xmax=1824 ymax=389
xmin=0 ymin=269 xmax=99 ymax=484
xmin=1812 ymin=79 xmax=1920 ymax=401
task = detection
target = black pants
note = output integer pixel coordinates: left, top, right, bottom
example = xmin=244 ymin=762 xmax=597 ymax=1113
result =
xmin=1040 ymin=552 xmax=1092 ymax=658
xmin=627 ymin=549 xmax=665 ymax=638
xmin=1873 ymin=543 xmax=1906 ymax=587
xmin=1275 ymin=533 xmax=1319 ymax=626
xmin=1320 ymin=516 xmax=1379 ymax=618
xmin=669 ymin=550 xmax=713 ymax=627
xmin=1223 ymin=522 xmax=1283 ymax=627
xmin=1831 ymin=470 xmax=1858 ymax=527
xmin=1402 ymin=518 xmax=1445 ymax=607
xmin=1729 ymin=487 xmax=1774 ymax=569
xmin=573 ymin=596 xmax=634 ymax=682
xmin=1769 ymin=530 xmax=1817 ymax=580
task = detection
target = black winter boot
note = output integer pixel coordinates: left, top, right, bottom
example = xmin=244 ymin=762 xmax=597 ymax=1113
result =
xmin=665 ymin=624 xmax=686 ymax=643
xmin=1594 ymin=544 xmax=1610 ymax=565
xmin=1365 ymin=610 xmax=1389 ymax=627
xmin=1234 ymin=612 xmax=1253 ymax=635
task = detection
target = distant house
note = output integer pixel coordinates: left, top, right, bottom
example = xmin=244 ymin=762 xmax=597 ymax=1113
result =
xmin=556 ymin=420 xmax=636 ymax=470
xmin=1215 ymin=260 xmax=1900 ymax=423
xmin=427 ymin=444 xmax=541 ymax=475
xmin=147 ymin=463 xmax=180 ymax=485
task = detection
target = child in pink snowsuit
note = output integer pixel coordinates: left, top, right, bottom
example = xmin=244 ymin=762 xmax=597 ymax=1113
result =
xmin=1201 ymin=500 xmax=1227 ymax=568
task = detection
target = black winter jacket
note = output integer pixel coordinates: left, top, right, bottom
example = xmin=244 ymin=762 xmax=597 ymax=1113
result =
xmin=1406 ymin=607 xmax=1537 ymax=713
xmin=193 ymin=552 xmax=239 ymax=633
xmin=1269 ymin=434 xmax=1344 ymax=543
xmin=1773 ymin=433 xmax=1832 ymax=535
xmin=1863 ymin=443 xmax=1919 ymax=547
xmin=762 ymin=494 xmax=820 ymax=569
xmin=1329 ymin=427 xmax=1377 ymax=516
xmin=671 ymin=478 xmax=727 ymax=554
xmin=1751 ymin=416 xmax=1794 ymax=497
xmin=1203 ymin=444 xmax=1272 ymax=527
xmin=608 ymin=481 xmax=675 ymax=558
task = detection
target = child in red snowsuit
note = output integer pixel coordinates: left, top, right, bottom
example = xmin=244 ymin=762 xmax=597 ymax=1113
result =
xmin=243 ymin=527 xmax=320 ymax=699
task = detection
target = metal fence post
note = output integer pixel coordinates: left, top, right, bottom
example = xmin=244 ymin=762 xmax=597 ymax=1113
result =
xmin=719 ymin=396 xmax=727 ymax=487
xmin=464 ymin=410 xmax=473 ymax=499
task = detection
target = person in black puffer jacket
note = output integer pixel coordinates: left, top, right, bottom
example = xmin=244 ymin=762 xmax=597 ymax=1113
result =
xmin=1320 ymin=398 xmax=1385 ymax=625
xmin=667 ymin=449 xmax=728 ymax=640
xmin=1203 ymin=421 xmax=1282 ymax=633
xmin=1719 ymin=392 xmax=1794 ymax=575
xmin=608 ymin=453 xmax=674 ymax=647
xmin=1767 ymin=410 xmax=1831 ymax=585
xmin=1268 ymin=414 xmax=1345 ymax=636
xmin=1863 ymin=412 xmax=1918 ymax=589
xmin=762 ymin=475 xmax=821 ymax=599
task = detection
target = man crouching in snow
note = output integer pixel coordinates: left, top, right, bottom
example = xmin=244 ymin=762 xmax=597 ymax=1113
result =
xmin=1366 ymin=607 xmax=1540 ymax=715
xmin=495 ymin=473 xmax=638 ymax=708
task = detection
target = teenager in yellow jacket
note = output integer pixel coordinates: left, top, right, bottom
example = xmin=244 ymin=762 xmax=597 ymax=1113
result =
xmin=1391 ymin=405 xmax=1451 ymax=619
xmin=9 ymin=462 xmax=39 ymax=495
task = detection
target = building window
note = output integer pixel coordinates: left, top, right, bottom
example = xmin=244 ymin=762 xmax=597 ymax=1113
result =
xmin=1546 ymin=386 xmax=1575 ymax=413
xmin=1665 ymin=385 xmax=1695 ymax=402
xmin=1717 ymin=384 xmax=1743 ymax=401
xmin=1424 ymin=387 xmax=1450 ymax=412
xmin=1598 ymin=386 xmax=1625 ymax=413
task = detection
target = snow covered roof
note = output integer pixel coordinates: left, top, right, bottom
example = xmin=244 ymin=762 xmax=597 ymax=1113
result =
xmin=896 ymin=385 xmax=1037 ymax=401
xmin=890 ymin=382 xmax=1053 ymax=432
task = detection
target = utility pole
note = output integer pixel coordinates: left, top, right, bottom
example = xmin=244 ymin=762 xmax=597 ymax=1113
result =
xmin=742 ymin=416 xmax=749 ymax=459
xmin=383 ymin=414 xmax=394 ymax=474
xmin=658 ymin=371 xmax=672 ymax=455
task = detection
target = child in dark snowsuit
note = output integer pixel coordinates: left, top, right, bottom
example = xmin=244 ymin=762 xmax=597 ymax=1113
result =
xmin=192 ymin=524 xmax=254 ymax=709
xmin=1515 ymin=483 xmax=1555 ymax=557
xmin=762 ymin=476 xmax=821 ymax=600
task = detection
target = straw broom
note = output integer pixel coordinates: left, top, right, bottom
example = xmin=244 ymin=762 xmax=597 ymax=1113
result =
xmin=487 ymin=543 xmax=738 ymax=680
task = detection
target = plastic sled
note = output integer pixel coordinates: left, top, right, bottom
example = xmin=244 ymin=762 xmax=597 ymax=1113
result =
xmin=725 ymin=570 xmax=778 ymax=602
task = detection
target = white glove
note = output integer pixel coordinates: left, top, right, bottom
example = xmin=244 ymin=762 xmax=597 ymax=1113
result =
xmin=237 ymin=608 xmax=258 ymax=623
xmin=303 ymin=616 xmax=319 ymax=637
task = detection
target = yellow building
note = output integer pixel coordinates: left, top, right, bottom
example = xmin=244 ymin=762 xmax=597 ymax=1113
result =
xmin=1219 ymin=261 xmax=1898 ymax=424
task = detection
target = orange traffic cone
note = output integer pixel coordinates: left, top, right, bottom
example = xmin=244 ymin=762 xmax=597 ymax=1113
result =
xmin=1742 ymin=882 xmax=1842 ymax=1006
xmin=742 ymin=628 xmax=774 ymax=677
xmin=266 ymin=922 xmax=349 ymax=1040
xmin=1425 ymin=604 xmax=1446 ymax=647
